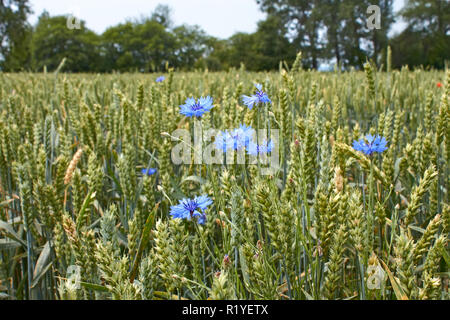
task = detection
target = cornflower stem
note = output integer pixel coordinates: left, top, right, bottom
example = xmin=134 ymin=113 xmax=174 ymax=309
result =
xmin=356 ymin=254 xmax=366 ymax=300
xmin=380 ymin=186 xmax=394 ymax=253
xmin=257 ymin=105 xmax=261 ymax=174
xmin=202 ymin=255 xmax=206 ymax=288
xmin=314 ymin=253 xmax=321 ymax=299
xmin=193 ymin=222 xmax=220 ymax=267
xmin=367 ymin=157 xmax=375 ymax=264
xmin=362 ymin=171 xmax=366 ymax=212
xmin=386 ymin=206 xmax=399 ymax=264
xmin=194 ymin=117 xmax=203 ymax=177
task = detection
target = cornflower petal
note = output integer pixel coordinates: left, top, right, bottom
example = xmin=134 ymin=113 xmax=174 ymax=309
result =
xmin=242 ymin=83 xmax=271 ymax=109
xmin=141 ymin=168 xmax=157 ymax=176
xmin=242 ymin=95 xmax=259 ymax=110
xmin=255 ymin=83 xmax=263 ymax=91
xmin=169 ymin=195 xmax=213 ymax=225
xmin=353 ymin=134 xmax=389 ymax=156
xmin=247 ymin=139 xmax=273 ymax=156
xmin=179 ymin=96 xmax=214 ymax=118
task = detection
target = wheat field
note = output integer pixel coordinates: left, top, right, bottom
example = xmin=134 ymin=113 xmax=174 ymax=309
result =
xmin=0 ymin=60 xmax=448 ymax=300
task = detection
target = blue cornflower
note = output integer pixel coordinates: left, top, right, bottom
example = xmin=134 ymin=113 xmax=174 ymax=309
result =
xmin=247 ymin=139 xmax=274 ymax=156
xmin=242 ymin=83 xmax=272 ymax=109
xmin=169 ymin=195 xmax=213 ymax=225
xmin=352 ymin=134 xmax=388 ymax=156
xmin=196 ymin=213 xmax=207 ymax=225
xmin=215 ymin=124 xmax=255 ymax=152
xmin=141 ymin=168 xmax=157 ymax=176
xmin=156 ymin=76 xmax=165 ymax=83
xmin=179 ymin=96 xmax=214 ymax=118
xmin=215 ymin=130 xmax=233 ymax=152
xmin=235 ymin=124 xmax=255 ymax=148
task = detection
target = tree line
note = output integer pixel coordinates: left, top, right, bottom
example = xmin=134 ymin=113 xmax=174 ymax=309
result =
xmin=0 ymin=0 xmax=448 ymax=72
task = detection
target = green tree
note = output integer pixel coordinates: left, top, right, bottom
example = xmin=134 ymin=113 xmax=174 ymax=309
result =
xmin=390 ymin=0 xmax=449 ymax=69
xmin=365 ymin=0 xmax=395 ymax=65
xmin=401 ymin=0 xmax=449 ymax=36
xmin=256 ymin=0 xmax=324 ymax=69
xmin=321 ymin=0 xmax=345 ymax=66
xmin=195 ymin=37 xmax=229 ymax=71
xmin=338 ymin=0 xmax=371 ymax=68
xmin=150 ymin=4 xmax=173 ymax=29
xmin=172 ymin=25 xmax=208 ymax=70
xmin=226 ymin=32 xmax=260 ymax=70
xmin=101 ymin=19 xmax=175 ymax=72
xmin=31 ymin=12 xmax=100 ymax=72
xmin=0 ymin=0 xmax=32 ymax=71
xmin=100 ymin=22 xmax=136 ymax=72
xmin=256 ymin=0 xmax=394 ymax=69
xmin=253 ymin=15 xmax=296 ymax=70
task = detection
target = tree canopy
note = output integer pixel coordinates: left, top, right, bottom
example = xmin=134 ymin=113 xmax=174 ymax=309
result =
xmin=0 ymin=0 xmax=32 ymax=71
xmin=0 ymin=1 xmax=448 ymax=72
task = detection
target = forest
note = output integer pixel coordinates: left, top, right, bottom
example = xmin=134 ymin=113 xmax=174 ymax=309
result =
xmin=0 ymin=0 xmax=449 ymax=72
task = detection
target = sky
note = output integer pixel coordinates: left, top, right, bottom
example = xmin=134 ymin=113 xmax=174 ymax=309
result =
xmin=28 ymin=0 xmax=407 ymax=39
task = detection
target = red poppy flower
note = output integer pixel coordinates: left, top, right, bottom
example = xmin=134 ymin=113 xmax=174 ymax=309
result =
xmin=437 ymin=82 xmax=442 ymax=88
